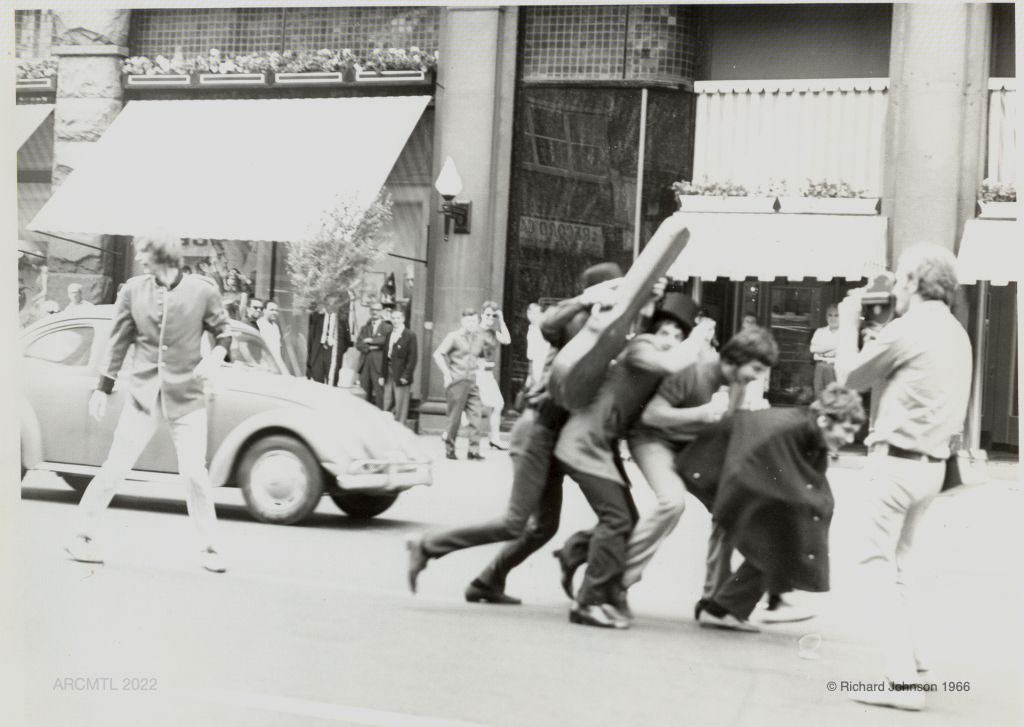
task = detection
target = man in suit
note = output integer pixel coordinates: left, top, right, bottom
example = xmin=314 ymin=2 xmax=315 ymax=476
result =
xmin=356 ymin=302 xmax=392 ymax=407
xmin=383 ymin=306 xmax=417 ymax=426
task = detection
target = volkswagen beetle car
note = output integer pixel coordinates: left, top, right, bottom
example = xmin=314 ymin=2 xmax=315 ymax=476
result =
xmin=19 ymin=305 xmax=431 ymax=525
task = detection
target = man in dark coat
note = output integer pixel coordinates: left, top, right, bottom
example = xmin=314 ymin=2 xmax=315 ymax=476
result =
xmin=356 ymin=303 xmax=392 ymax=407
xmin=676 ymin=383 xmax=865 ymax=631
xmin=383 ymin=306 xmax=418 ymax=426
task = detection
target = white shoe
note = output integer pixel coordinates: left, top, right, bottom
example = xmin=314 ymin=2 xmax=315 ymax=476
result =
xmin=697 ymin=609 xmax=760 ymax=632
xmin=202 ymin=548 xmax=227 ymax=573
xmin=754 ymin=597 xmax=816 ymax=624
xmin=64 ymin=535 xmax=104 ymax=564
xmin=850 ymin=690 xmax=925 ymax=712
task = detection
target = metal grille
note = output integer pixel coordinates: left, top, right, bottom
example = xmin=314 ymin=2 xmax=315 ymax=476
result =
xmin=15 ymin=10 xmax=58 ymax=58
xmin=521 ymin=5 xmax=697 ymax=84
xmin=130 ymin=7 xmax=440 ymax=58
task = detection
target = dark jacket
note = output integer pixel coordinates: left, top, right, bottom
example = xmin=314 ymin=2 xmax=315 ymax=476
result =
xmin=675 ymin=408 xmax=833 ymax=593
xmin=356 ymin=318 xmax=392 ymax=374
xmin=386 ymin=327 xmax=417 ymax=385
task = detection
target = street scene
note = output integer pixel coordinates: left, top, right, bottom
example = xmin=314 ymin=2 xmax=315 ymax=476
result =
xmin=9 ymin=3 xmax=1022 ymax=727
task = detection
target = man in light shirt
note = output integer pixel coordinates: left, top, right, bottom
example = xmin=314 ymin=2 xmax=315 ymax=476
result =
xmin=256 ymin=300 xmax=284 ymax=359
xmin=64 ymin=283 xmax=94 ymax=312
xmin=809 ymin=304 xmax=840 ymax=396
xmin=836 ymin=243 xmax=972 ymax=712
xmin=525 ymin=302 xmax=550 ymax=385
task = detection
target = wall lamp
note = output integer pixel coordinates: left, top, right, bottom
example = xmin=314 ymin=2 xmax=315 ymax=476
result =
xmin=434 ymin=156 xmax=471 ymax=241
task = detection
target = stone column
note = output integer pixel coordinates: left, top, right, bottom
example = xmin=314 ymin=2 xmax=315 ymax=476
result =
xmin=48 ymin=9 xmax=130 ymax=307
xmin=423 ymin=6 xmax=517 ymax=405
xmin=881 ymin=3 xmax=991 ymax=262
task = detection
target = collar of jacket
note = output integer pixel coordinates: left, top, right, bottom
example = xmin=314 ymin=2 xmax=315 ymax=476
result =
xmin=153 ymin=269 xmax=185 ymax=290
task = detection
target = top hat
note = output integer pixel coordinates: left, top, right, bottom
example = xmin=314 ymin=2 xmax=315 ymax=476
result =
xmin=652 ymin=291 xmax=699 ymax=333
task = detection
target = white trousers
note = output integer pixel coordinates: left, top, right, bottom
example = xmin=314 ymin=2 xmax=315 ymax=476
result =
xmin=856 ymin=452 xmax=944 ymax=682
xmin=76 ymin=398 xmax=219 ymax=550
xmin=623 ymin=439 xmax=688 ymax=587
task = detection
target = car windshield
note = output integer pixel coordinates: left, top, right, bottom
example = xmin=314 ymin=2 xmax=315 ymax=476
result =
xmin=200 ymin=330 xmax=282 ymax=375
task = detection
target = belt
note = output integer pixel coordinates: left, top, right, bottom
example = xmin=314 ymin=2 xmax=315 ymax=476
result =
xmin=870 ymin=443 xmax=944 ymax=464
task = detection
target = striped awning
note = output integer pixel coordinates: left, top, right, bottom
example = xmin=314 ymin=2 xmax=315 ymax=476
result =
xmin=666 ymin=212 xmax=888 ymax=281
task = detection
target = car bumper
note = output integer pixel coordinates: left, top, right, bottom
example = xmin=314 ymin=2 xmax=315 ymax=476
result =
xmin=325 ymin=460 xmax=432 ymax=493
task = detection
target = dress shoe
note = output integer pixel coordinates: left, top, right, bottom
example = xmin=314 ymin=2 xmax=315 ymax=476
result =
xmin=464 ymin=580 xmax=522 ymax=605
xmin=569 ymin=602 xmax=627 ymax=629
xmin=445 ymin=451 xmax=458 ymax=460
xmin=201 ymin=547 xmax=227 ymax=573
xmin=467 ymin=452 xmax=485 ymax=461
xmin=489 ymin=439 xmax=509 ymax=451
xmin=406 ymin=537 xmax=430 ymax=593
xmin=753 ymin=595 xmax=815 ymax=624
xmin=600 ymin=602 xmax=632 ymax=629
xmin=64 ymin=534 xmax=103 ymax=564
xmin=610 ymin=586 xmax=634 ymax=622
xmin=553 ymin=550 xmax=581 ymax=600
xmin=850 ymin=690 xmax=925 ymax=712
xmin=697 ymin=609 xmax=760 ymax=632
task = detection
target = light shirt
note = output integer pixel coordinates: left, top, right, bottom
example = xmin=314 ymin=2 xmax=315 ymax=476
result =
xmin=843 ymin=300 xmax=971 ymax=459
xmin=389 ymin=325 xmax=404 ymax=356
xmin=436 ymin=328 xmax=487 ymax=383
xmin=257 ymin=318 xmax=282 ymax=355
xmin=809 ymin=325 xmax=839 ymax=362
xmin=526 ymin=323 xmax=550 ymax=382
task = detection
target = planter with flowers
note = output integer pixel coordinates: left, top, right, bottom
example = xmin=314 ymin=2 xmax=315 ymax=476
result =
xmin=355 ymin=47 xmax=436 ymax=83
xmin=977 ymin=180 xmax=1017 ymax=219
xmin=672 ymin=180 xmax=778 ymax=213
xmin=193 ymin=50 xmax=269 ymax=87
xmin=122 ymin=54 xmax=192 ymax=87
xmin=270 ymin=49 xmax=358 ymax=87
xmin=778 ymin=180 xmax=879 ymax=215
xmin=16 ymin=58 xmax=58 ymax=92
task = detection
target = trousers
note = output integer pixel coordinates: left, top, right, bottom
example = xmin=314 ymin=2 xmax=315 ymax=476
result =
xmin=76 ymin=397 xmax=219 ymax=549
xmin=856 ymin=452 xmax=944 ymax=682
xmin=567 ymin=467 xmax=639 ymax=606
xmin=445 ymin=378 xmax=484 ymax=450
xmin=423 ymin=409 xmax=564 ymax=589
xmin=384 ymin=381 xmax=411 ymax=426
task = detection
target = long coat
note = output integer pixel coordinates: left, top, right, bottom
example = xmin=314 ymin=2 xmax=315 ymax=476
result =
xmin=675 ymin=408 xmax=833 ymax=594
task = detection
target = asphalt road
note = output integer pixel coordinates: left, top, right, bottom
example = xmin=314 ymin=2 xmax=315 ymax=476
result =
xmin=8 ymin=438 xmax=1022 ymax=727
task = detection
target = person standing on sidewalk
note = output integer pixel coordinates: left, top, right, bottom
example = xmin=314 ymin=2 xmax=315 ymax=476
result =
xmin=356 ymin=303 xmax=392 ymax=408
xmin=433 ymin=309 xmax=487 ymax=461
xmin=63 ymin=237 xmax=232 ymax=573
xmin=810 ymin=304 xmax=840 ymax=396
xmin=835 ymin=243 xmax=972 ymax=712
xmin=383 ymin=306 xmax=417 ymax=428
xmin=406 ymin=264 xmax=626 ymax=602
xmin=477 ymin=301 xmax=512 ymax=450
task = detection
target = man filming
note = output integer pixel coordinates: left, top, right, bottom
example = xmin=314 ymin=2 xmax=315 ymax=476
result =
xmin=835 ymin=243 xmax=972 ymax=712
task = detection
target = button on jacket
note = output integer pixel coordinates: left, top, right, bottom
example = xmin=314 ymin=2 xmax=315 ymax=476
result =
xmin=97 ymin=272 xmax=232 ymax=420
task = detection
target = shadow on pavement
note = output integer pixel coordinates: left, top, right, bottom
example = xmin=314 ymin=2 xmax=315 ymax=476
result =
xmin=19 ymin=486 xmax=421 ymax=531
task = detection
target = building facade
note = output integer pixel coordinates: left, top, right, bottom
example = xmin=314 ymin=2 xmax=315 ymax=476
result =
xmin=16 ymin=4 xmax=1018 ymax=451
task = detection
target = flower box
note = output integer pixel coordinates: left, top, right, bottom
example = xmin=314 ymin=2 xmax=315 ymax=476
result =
xmin=778 ymin=197 xmax=880 ymax=215
xmin=355 ymin=69 xmax=428 ymax=84
xmin=16 ymin=77 xmax=57 ymax=92
xmin=124 ymin=73 xmax=192 ymax=89
xmin=197 ymin=72 xmax=269 ymax=87
xmin=271 ymin=70 xmax=353 ymax=87
xmin=676 ymin=195 xmax=778 ymax=214
xmin=977 ymin=201 xmax=1018 ymax=219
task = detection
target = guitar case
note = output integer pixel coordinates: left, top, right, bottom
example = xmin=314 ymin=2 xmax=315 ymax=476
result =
xmin=549 ymin=214 xmax=691 ymax=411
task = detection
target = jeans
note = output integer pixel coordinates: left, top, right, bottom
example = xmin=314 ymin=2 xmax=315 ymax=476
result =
xmin=76 ymin=398 xmax=219 ymax=550
xmin=445 ymin=379 xmax=484 ymax=451
xmin=422 ymin=409 xmax=564 ymax=588
xmin=856 ymin=452 xmax=944 ymax=682
xmin=568 ymin=467 xmax=638 ymax=607
xmin=384 ymin=381 xmax=411 ymax=426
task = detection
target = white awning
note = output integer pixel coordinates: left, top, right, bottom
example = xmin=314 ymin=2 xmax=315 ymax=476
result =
xmin=15 ymin=104 xmax=54 ymax=148
xmin=666 ymin=213 xmax=889 ymax=281
xmin=957 ymin=218 xmax=1023 ymax=286
xmin=29 ymin=96 xmax=430 ymax=242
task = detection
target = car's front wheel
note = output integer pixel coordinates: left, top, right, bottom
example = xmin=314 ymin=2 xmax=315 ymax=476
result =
xmin=238 ymin=434 xmax=323 ymax=525
xmin=330 ymin=492 xmax=398 ymax=519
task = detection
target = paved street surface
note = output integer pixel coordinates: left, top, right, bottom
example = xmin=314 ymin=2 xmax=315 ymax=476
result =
xmin=8 ymin=436 xmax=1022 ymax=727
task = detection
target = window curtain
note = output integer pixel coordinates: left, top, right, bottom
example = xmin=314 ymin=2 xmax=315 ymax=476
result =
xmin=987 ymin=79 xmax=1016 ymax=183
xmin=692 ymin=79 xmax=888 ymax=195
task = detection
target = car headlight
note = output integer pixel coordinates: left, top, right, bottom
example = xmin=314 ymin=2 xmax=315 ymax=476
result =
xmin=348 ymin=460 xmax=388 ymax=475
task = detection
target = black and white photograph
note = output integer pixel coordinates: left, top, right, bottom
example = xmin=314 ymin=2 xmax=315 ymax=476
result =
xmin=2 ymin=2 xmax=1021 ymax=726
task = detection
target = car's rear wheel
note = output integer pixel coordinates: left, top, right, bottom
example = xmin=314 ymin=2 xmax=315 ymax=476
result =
xmin=330 ymin=492 xmax=398 ymax=519
xmin=238 ymin=434 xmax=323 ymax=525
xmin=62 ymin=474 xmax=91 ymax=493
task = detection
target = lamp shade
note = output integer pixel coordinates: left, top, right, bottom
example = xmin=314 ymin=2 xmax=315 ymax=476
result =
xmin=434 ymin=156 xmax=463 ymax=198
